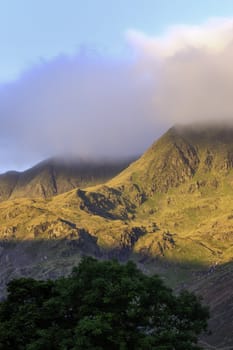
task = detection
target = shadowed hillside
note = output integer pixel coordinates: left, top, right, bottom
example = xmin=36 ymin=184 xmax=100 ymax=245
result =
xmin=0 ymin=157 xmax=135 ymax=201
xmin=190 ymin=261 xmax=233 ymax=349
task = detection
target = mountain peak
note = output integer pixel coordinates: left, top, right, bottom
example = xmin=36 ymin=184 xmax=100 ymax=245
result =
xmin=109 ymin=123 xmax=233 ymax=196
xmin=171 ymin=122 xmax=233 ymax=143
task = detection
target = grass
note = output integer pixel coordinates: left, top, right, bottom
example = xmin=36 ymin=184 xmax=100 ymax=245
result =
xmin=1 ymin=126 xmax=233 ymax=286
xmin=2 ymin=125 xmax=233 ymax=347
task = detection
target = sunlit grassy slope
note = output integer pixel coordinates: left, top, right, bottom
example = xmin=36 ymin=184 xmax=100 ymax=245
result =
xmin=1 ymin=125 xmax=233 ymax=270
xmin=1 ymin=125 xmax=233 ymax=347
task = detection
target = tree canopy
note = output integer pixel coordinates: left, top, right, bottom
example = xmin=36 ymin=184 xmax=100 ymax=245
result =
xmin=0 ymin=257 xmax=209 ymax=349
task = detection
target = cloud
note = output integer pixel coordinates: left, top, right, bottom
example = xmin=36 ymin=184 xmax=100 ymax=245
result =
xmin=127 ymin=18 xmax=233 ymax=57
xmin=127 ymin=17 xmax=233 ymax=124
xmin=0 ymin=50 xmax=163 ymax=170
xmin=2 ymin=17 xmax=233 ymax=170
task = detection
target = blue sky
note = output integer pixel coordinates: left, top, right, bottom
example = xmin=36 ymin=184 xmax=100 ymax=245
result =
xmin=2 ymin=0 xmax=233 ymax=82
xmin=2 ymin=1 xmax=233 ymax=172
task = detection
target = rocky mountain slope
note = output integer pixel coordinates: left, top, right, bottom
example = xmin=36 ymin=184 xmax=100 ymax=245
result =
xmin=1 ymin=124 xmax=233 ymax=348
xmin=0 ymin=157 xmax=134 ymax=201
xmin=190 ymin=261 xmax=233 ymax=349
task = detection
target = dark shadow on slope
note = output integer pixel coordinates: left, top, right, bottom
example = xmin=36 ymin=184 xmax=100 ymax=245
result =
xmin=188 ymin=260 xmax=233 ymax=350
xmin=0 ymin=238 xmax=232 ymax=349
xmin=77 ymin=187 xmax=136 ymax=220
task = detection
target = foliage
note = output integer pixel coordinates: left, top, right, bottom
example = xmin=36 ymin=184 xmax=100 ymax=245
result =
xmin=0 ymin=257 xmax=209 ymax=349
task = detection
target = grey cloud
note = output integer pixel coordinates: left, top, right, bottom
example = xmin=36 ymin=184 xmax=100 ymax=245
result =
xmin=0 ymin=50 xmax=165 ymax=171
xmin=3 ymin=18 xmax=232 ymax=172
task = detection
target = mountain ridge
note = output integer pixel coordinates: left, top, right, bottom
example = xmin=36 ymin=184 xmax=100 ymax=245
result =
xmin=0 ymin=125 xmax=233 ymax=348
xmin=0 ymin=157 xmax=135 ymax=202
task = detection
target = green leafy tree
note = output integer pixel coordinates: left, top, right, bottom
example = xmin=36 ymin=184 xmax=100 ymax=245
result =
xmin=0 ymin=258 xmax=209 ymax=349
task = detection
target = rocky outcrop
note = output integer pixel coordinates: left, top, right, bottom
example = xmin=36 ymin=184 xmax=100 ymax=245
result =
xmin=135 ymin=231 xmax=176 ymax=258
xmin=77 ymin=187 xmax=136 ymax=220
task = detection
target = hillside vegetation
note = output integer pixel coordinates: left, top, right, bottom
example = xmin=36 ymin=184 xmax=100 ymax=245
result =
xmin=1 ymin=126 xmax=233 ymax=268
xmin=0 ymin=258 xmax=209 ymax=350
xmin=0 ymin=125 xmax=233 ymax=348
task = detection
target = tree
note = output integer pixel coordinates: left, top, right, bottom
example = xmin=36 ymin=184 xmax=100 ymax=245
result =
xmin=0 ymin=257 xmax=209 ymax=349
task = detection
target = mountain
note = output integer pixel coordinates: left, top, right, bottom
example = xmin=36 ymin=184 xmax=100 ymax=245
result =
xmin=0 ymin=157 xmax=134 ymax=201
xmin=109 ymin=123 xmax=233 ymax=193
xmin=190 ymin=261 xmax=233 ymax=349
xmin=0 ymin=124 xmax=233 ymax=348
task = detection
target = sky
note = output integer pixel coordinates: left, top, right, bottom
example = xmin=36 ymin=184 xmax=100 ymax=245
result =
xmin=2 ymin=0 xmax=233 ymax=172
